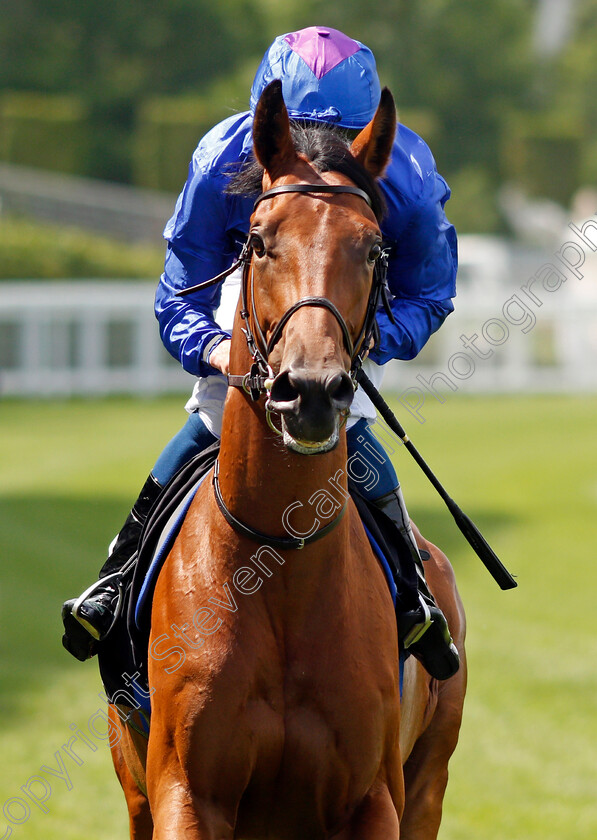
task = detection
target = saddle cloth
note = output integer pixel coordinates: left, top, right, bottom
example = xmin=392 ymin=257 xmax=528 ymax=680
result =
xmin=98 ymin=443 xmax=408 ymax=716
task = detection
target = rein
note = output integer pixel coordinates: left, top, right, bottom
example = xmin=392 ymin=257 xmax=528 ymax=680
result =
xmin=176 ymin=182 xmax=392 ymax=550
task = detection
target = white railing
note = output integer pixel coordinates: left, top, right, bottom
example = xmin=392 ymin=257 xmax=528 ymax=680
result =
xmin=1 ymin=274 xmax=596 ymax=399
xmin=383 ymin=286 xmax=597 ymax=420
xmin=0 ymin=281 xmax=190 ymax=397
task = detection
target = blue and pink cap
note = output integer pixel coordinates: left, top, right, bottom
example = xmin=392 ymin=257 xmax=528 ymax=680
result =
xmin=250 ymin=26 xmax=381 ymax=130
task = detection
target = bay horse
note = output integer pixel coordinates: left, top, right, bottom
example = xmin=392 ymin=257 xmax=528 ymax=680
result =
xmin=109 ymin=80 xmax=466 ymax=839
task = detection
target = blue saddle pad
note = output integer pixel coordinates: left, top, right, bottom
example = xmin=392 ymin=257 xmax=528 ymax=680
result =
xmin=134 ymin=472 xmax=210 ymax=631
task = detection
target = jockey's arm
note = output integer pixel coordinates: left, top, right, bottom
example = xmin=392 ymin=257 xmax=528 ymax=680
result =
xmin=208 ymin=338 xmax=231 ymax=374
xmin=369 ymin=134 xmax=457 ymax=365
xmin=155 ymin=157 xmax=251 ymax=379
xmin=155 ymin=245 xmax=232 ymax=379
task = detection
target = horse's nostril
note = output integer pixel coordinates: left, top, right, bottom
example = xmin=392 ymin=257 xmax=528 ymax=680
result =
xmin=269 ymin=371 xmax=300 ymax=405
xmin=327 ymin=372 xmax=354 ymax=410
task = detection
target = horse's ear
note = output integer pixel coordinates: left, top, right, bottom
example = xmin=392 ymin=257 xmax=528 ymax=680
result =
xmin=350 ymin=88 xmax=397 ymax=179
xmin=253 ymin=80 xmax=297 ymax=177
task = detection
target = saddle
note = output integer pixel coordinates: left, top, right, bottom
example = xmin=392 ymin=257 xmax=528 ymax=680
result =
xmin=98 ymin=442 xmax=412 ymax=715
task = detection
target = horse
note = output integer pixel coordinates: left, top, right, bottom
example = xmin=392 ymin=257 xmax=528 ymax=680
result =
xmin=108 ymin=80 xmax=466 ymax=839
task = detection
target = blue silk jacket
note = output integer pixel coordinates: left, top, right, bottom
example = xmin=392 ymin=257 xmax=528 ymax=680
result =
xmin=155 ymin=113 xmax=457 ymax=378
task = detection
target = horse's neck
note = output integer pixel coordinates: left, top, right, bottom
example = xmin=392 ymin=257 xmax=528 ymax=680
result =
xmin=218 ymin=387 xmax=349 ymax=541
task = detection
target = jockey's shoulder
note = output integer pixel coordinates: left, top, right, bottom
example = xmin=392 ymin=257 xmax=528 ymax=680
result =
xmin=384 ymin=123 xmax=445 ymax=206
xmin=191 ymin=111 xmax=254 ymax=175
xmin=380 ymin=124 xmax=450 ymax=217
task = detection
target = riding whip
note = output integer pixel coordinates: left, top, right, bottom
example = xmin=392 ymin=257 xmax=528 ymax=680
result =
xmin=356 ymin=368 xmax=517 ymax=590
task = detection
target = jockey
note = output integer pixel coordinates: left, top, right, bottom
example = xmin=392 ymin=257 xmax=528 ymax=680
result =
xmin=62 ymin=26 xmax=460 ymax=680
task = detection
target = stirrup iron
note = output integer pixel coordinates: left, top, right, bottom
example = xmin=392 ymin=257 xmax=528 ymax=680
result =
xmin=70 ymin=553 xmax=137 ymax=640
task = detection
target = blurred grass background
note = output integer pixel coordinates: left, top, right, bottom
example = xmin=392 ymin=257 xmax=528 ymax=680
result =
xmin=1 ymin=393 xmax=596 ymax=838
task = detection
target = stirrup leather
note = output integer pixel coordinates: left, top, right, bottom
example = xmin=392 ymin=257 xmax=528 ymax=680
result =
xmin=402 ymin=595 xmax=433 ymax=648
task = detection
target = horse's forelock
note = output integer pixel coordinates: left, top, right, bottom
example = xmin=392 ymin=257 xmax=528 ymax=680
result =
xmin=226 ymin=122 xmax=386 ymax=222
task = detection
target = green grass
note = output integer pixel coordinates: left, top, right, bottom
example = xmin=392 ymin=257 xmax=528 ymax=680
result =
xmin=391 ymin=395 xmax=597 ymax=838
xmin=1 ymin=394 xmax=597 ymax=838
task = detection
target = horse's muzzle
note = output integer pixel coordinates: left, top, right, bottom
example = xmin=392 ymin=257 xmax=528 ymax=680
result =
xmin=267 ymin=367 xmax=354 ymax=453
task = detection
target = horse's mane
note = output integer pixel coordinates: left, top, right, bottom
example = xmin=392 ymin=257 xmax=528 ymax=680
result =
xmin=226 ymin=122 xmax=387 ymax=222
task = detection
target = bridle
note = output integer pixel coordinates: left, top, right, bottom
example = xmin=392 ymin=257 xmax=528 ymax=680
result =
xmin=177 ymin=183 xmax=394 ymax=402
xmin=176 ymin=182 xmax=395 ymax=552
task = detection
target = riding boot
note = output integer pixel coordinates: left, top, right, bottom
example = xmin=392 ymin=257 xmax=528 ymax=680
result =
xmin=61 ymin=473 xmax=163 ymax=661
xmin=372 ymin=486 xmax=460 ymax=681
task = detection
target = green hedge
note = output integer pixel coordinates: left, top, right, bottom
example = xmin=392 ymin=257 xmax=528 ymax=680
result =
xmin=0 ymin=92 xmax=91 ymax=175
xmin=0 ymin=215 xmax=164 ymax=279
xmin=133 ymin=97 xmax=225 ymax=192
xmin=502 ymin=112 xmax=584 ymax=205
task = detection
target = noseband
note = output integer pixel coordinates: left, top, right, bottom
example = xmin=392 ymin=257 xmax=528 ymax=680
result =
xmin=177 ymin=182 xmax=393 ymax=402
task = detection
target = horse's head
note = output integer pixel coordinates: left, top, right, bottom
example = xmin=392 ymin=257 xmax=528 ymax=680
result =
xmin=244 ymin=80 xmax=396 ymax=454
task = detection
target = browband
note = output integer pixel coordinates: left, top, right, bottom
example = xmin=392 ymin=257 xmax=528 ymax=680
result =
xmin=254 ymin=183 xmax=372 ymax=210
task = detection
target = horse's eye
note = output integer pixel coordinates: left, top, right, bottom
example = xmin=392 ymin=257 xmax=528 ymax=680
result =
xmin=250 ymin=234 xmax=266 ymax=258
xmin=368 ymin=242 xmax=382 ymax=263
